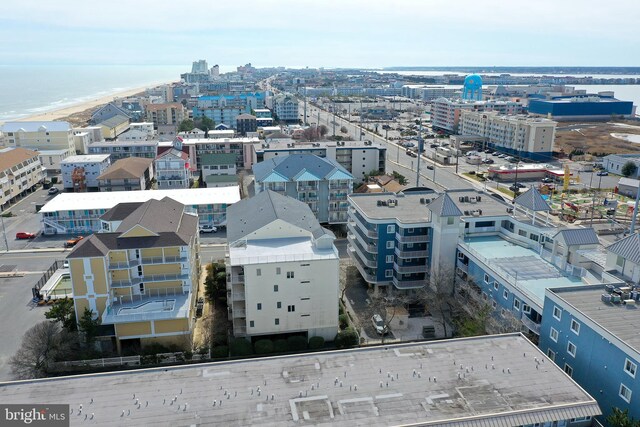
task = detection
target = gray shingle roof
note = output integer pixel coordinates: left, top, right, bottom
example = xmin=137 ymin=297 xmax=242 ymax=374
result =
xmin=553 ymin=228 xmax=599 ymax=246
xmin=227 ymin=190 xmax=330 ymax=243
xmin=99 ymin=202 xmax=144 ymax=221
xmin=514 ymin=186 xmax=551 ymax=212
xmin=253 ymin=154 xmax=352 ymax=182
xmin=98 ymin=114 xmax=130 ymax=128
xmin=116 ymin=197 xmax=186 ymax=234
xmin=1 ymin=121 xmax=71 ymax=132
xmin=606 ymin=233 xmax=640 ymax=265
xmin=427 ymin=193 xmax=463 ymax=217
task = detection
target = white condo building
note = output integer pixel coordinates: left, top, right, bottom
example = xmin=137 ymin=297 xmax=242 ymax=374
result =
xmin=226 ymin=190 xmax=339 ymax=341
xmin=60 ymin=154 xmax=112 ymax=191
xmin=1 ymin=121 xmax=76 ymax=154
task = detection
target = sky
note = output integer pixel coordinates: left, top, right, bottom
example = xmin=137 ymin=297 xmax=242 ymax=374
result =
xmin=1 ymin=0 xmax=639 ymax=68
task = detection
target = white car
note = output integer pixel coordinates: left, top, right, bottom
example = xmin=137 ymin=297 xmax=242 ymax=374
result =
xmin=371 ymin=314 xmax=388 ymax=335
xmin=199 ymin=224 xmax=218 ymax=234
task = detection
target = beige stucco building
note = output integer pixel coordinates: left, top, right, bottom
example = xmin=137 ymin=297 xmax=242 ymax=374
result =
xmin=0 ymin=147 xmax=43 ymax=210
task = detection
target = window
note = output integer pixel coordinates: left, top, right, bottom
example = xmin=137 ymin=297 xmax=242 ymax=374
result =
xmin=257 ymin=303 xmax=262 ymax=310
xmin=386 ymin=255 xmax=394 ymax=263
xmin=518 ymin=229 xmax=527 ymax=237
xmin=250 ymin=321 xmax=255 ymax=327
xmin=447 ymin=217 xmax=455 ymax=225
xmin=274 ymin=285 xmax=279 ymax=292
xmin=553 ymin=306 xmax=562 ymax=321
xmin=275 ymin=318 xmax=280 ymax=325
xmin=387 ymin=225 xmax=395 ymax=233
xmin=547 ymin=349 xmax=556 ymax=361
xmin=616 ymin=255 xmax=624 ymax=267
xmin=277 ymin=302 xmax=282 ymax=309
xmin=503 ymin=290 xmax=509 ymax=300
xmin=288 ymin=305 xmax=295 ymax=312
xmin=570 ymin=319 xmax=580 ymax=335
xmin=257 ymin=268 xmax=262 ymax=276
xmin=407 ymin=228 xmax=414 ymax=233
xmin=386 ymin=241 xmax=394 ymax=249
xmin=523 ymin=304 xmax=531 ymax=314
xmin=620 ymin=383 xmax=632 ymax=403
xmin=567 ymin=341 xmax=576 ymax=357
xmin=491 ymin=300 xmax=497 ymax=308
xmin=625 ymin=359 xmax=637 ymax=378
xmin=385 ymin=269 xmax=393 ymax=278
xmin=513 ymin=300 xmax=521 ymax=311
xmin=494 ymin=282 xmax=499 ymax=291
xmin=564 ymin=364 xmax=573 ymax=377
xmin=276 ymin=267 xmax=281 ymax=275
xmin=484 ymin=273 xmax=490 ymax=284
xmin=287 ymin=271 xmax=294 ymax=279
xmin=550 ymin=327 xmax=558 ymax=343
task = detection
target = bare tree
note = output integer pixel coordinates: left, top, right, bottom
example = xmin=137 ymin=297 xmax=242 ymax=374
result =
xmin=318 ymin=124 xmax=329 ymax=138
xmin=10 ymin=321 xmax=77 ymax=379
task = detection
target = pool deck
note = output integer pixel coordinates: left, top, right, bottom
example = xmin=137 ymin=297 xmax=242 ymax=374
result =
xmin=102 ymin=293 xmax=191 ymax=324
xmin=40 ymin=268 xmax=73 ymax=300
xmin=459 ymin=235 xmax=588 ymax=307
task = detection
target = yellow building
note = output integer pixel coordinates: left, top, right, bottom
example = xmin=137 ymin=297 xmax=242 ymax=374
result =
xmin=67 ymin=197 xmax=199 ymax=353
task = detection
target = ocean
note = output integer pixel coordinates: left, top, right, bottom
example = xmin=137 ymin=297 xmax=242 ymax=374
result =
xmin=0 ymin=64 xmax=232 ymax=122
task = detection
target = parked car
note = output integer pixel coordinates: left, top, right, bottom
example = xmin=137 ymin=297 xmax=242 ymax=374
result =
xmin=541 ymin=177 xmax=553 ymax=183
xmin=482 ymin=158 xmax=494 ymax=164
xmin=199 ymin=224 xmax=218 ymax=233
xmin=426 ymin=165 xmax=434 ymax=170
xmin=63 ymin=260 xmax=69 ymax=269
xmin=47 ymin=187 xmax=59 ymax=195
xmin=16 ymin=232 xmax=36 ymax=240
xmin=64 ymin=236 xmax=83 ymax=248
xmin=196 ymin=297 xmax=204 ymax=317
xmin=371 ymin=314 xmax=388 ymax=335
xmin=597 ymin=171 xmax=609 ymax=176
xmin=497 ymin=154 xmax=506 ymax=158
xmin=430 ymin=143 xmax=439 ymax=148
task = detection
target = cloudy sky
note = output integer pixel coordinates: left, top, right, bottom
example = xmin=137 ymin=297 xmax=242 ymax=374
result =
xmin=2 ymin=0 xmax=638 ymax=68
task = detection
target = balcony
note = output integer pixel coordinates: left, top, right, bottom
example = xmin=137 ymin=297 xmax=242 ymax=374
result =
xmin=109 ymin=255 xmax=188 ymax=270
xmin=110 ymin=273 xmax=189 ymax=288
xmin=228 ymin=273 xmax=245 ymax=284
xmin=395 ymin=247 xmax=429 ymax=258
xmin=329 ymin=183 xmax=351 ymax=190
xmin=392 ymin=276 xmax=427 ymax=289
xmin=520 ymin=314 xmax=541 ymax=335
xmin=329 ymin=193 xmax=349 ymax=201
xmin=298 ymin=194 xmax=319 ymax=202
xmin=230 ymin=284 xmax=245 ymax=301
xmin=349 ymin=251 xmax=377 ymax=283
xmin=393 ymin=262 xmax=428 ymax=274
xmin=395 ymin=232 xmax=429 ymax=243
xmin=234 ymin=325 xmax=247 ymax=336
xmin=102 ymin=289 xmax=190 ymax=324
xmin=347 ymin=229 xmax=377 ymax=253
xmin=297 ymin=184 xmax=318 ymax=191
xmin=329 ymin=204 xmax=349 ymax=211
xmin=348 ymin=245 xmax=377 ymax=268
xmin=351 ymin=216 xmax=378 ymax=238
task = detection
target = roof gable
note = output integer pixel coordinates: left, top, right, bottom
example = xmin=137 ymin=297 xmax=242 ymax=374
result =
xmin=607 ymin=233 xmax=640 ymax=265
xmin=514 ymin=187 xmax=551 ymax=212
xmin=553 ymin=228 xmax=599 ymax=246
xmin=118 ymin=224 xmax=158 ymax=238
xmin=428 ymin=193 xmax=463 ymax=217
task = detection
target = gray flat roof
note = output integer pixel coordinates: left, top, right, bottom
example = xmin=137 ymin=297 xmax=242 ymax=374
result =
xmin=349 ymin=192 xmax=433 ymax=223
xmin=550 ymin=286 xmax=640 ymax=355
xmin=0 ymin=334 xmax=599 ymax=426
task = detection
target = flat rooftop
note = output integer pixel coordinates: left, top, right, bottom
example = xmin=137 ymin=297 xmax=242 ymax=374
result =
xmin=40 ymin=187 xmax=241 ymax=213
xmin=460 ymin=235 xmax=586 ymax=307
xmin=349 ymin=192 xmax=433 ymax=224
xmin=61 ymin=154 xmax=110 ymax=164
xmin=0 ymin=334 xmax=600 ymax=426
xmin=550 ymin=286 xmax=640 ymax=355
xmin=228 ymin=237 xmax=338 ymax=266
xmin=254 ymin=139 xmax=386 ymax=151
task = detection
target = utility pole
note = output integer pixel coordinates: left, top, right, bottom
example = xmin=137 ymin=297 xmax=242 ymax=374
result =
xmin=332 ymin=99 xmax=336 ymax=136
xmin=359 ymin=98 xmax=363 ymax=141
xmin=416 ymin=116 xmax=423 ymax=187
xmin=0 ymin=213 xmax=8 ymax=252
xmin=303 ymin=87 xmax=307 ymax=125
xmin=630 ymin=184 xmax=640 ymax=234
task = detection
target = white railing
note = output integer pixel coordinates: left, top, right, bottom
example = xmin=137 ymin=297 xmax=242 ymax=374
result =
xmin=348 ymin=230 xmax=378 ymax=253
xmin=395 ymin=232 xmax=429 ymax=243
xmin=395 ymin=247 xmax=429 ymax=258
xmin=110 ymin=273 xmax=188 ymax=287
xmin=392 ymin=276 xmax=426 ymax=289
xmin=520 ymin=314 xmax=541 ymax=335
xmin=393 ymin=262 xmax=428 ymax=274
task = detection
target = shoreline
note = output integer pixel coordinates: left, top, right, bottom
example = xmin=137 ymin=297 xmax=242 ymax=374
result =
xmin=3 ymin=81 xmax=175 ymax=126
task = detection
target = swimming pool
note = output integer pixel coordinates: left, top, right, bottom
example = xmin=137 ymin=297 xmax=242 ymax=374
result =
xmin=118 ymin=299 xmax=176 ymax=315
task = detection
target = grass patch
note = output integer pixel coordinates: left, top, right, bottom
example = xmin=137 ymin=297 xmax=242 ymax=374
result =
xmin=495 ymin=187 xmax=516 ymax=198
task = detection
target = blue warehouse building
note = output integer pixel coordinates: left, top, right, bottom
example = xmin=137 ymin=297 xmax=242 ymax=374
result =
xmin=540 ymin=285 xmax=640 ymax=423
xmin=529 ymin=95 xmax=635 ymax=121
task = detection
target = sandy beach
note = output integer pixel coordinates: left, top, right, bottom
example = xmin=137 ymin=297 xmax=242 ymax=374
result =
xmin=8 ymin=81 xmax=174 ymax=127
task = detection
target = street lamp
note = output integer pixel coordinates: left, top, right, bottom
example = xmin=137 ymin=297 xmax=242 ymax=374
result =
xmin=0 ymin=213 xmax=8 ymax=252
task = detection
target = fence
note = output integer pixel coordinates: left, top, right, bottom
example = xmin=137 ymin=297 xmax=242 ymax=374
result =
xmin=32 ymin=260 xmax=64 ymax=298
xmin=54 ymin=356 xmax=141 ymax=369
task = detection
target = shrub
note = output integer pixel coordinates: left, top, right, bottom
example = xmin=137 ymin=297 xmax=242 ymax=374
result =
xmin=211 ymin=345 xmax=229 ymax=359
xmin=339 ymin=314 xmax=349 ymax=330
xmin=273 ymin=339 xmax=289 ymax=353
xmin=287 ymin=336 xmax=308 ymax=352
xmin=254 ymin=339 xmax=274 ymax=355
xmin=338 ymin=305 xmax=344 ymax=316
xmin=308 ymin=336 xmax=325 ymax=350
xmin=141 ymin=343 xmax=171 ymax=356
xmin=335 ymin=328 xmax=359 ymax=349
xmin=229 ymin=338 xmax=253 ymax=357
xmin=212 ymin=334 xmax=228 ymax=346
